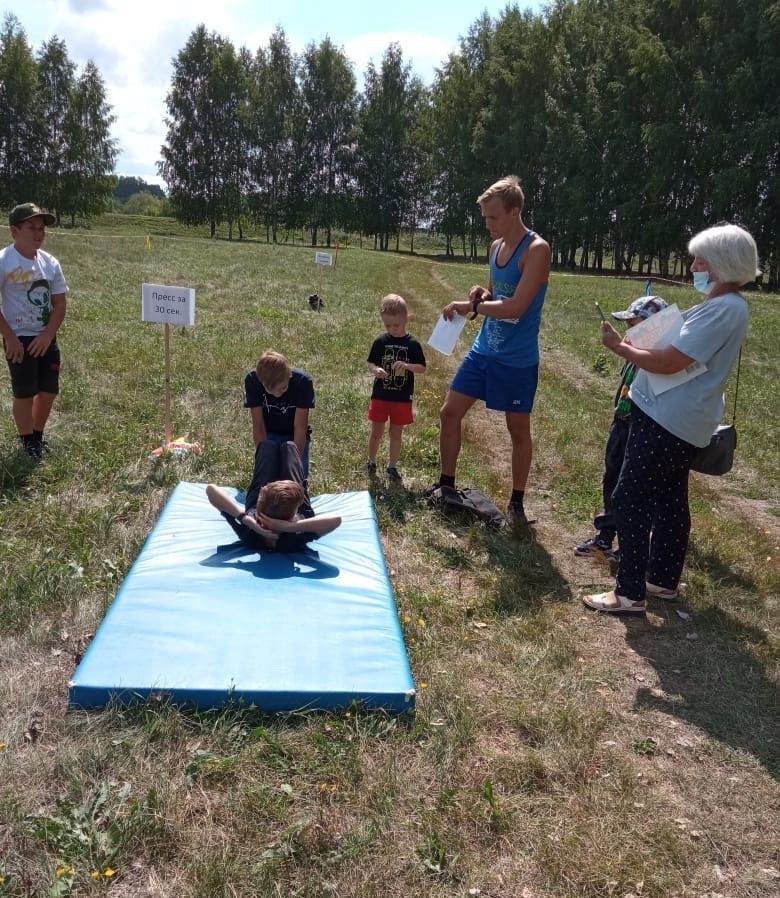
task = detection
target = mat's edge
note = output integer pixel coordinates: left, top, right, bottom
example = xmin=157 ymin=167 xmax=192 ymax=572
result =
xmin=68 ymin=684 xmax=416 ymax=714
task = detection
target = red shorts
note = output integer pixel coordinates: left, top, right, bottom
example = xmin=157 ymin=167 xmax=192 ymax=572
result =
xmin=368 ymin=398 xmax=414 ymax=426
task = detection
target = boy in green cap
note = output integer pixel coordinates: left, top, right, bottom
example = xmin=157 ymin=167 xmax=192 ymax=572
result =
xmin=0 ymin=203 xmax=68 ymax=457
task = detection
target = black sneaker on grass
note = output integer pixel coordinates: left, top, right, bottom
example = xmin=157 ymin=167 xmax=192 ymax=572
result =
xmin=364 ymin=460 xmax=377 ymax=474
xmin=507 ymin=502 xmax=535 ymax=526
xmin=574 ymin=535 xmax=612 ymax=556
xmin=386 ymin=465 xmax=402 ymax=483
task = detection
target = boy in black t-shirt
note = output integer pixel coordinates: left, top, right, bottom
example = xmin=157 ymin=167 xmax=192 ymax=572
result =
xmin=366 ymin=294 xmax=426 ymax=482
xmin=244 ymin=350 xmax=315 ymax=476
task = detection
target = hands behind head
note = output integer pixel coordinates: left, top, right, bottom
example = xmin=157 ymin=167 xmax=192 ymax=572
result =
xmin=256 ymin=511 xmax=291 ymax=533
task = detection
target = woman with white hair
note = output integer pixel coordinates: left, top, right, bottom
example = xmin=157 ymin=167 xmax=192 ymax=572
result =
xmin=583 ymin=223 xmax=759 ymax=615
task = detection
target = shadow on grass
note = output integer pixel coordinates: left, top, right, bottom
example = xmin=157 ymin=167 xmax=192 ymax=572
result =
xmin=623 ymin=606 xmax=779 ymax=778
xmin=423 ymin=501 xmax=573 ymax=616
xmin=369 ymin=481 xmax=421 ymax=523
xmin=0 ymin=447 xmax=38 ymax=498
xmin=686 ymin=541 xmax=757 ymax=591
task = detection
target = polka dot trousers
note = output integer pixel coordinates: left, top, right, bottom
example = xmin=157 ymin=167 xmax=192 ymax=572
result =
xmin=612 ymin=404 xmax=698 ymax=600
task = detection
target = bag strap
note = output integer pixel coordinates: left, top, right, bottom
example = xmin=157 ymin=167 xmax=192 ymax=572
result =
xmin=730 ymin=347 xmax=742 ymax=425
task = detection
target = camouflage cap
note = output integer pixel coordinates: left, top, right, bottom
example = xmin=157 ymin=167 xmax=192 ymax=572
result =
xmin=9 ymin=203 xmax=56 ymax=227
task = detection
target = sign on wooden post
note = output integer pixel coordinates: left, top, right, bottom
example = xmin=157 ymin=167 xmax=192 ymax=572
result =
xmin=141 ymin=283 xmax=196 ymax=446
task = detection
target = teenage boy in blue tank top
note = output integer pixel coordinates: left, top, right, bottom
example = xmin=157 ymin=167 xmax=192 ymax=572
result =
xmin=435 ymin=175 xmax=550 ymax=525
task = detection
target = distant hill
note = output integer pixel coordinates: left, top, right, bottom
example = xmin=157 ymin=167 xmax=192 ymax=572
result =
xmin=113 ymin=176 xmax=165 ymax=201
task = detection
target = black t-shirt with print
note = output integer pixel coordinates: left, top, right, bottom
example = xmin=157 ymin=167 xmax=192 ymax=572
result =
xmin=243 ymin=368 xmax=315 ymax=436
xmin=367 ymin=333 xmax=426 ymax=403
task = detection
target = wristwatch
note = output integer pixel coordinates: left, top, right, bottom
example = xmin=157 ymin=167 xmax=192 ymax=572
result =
xmin=235 ymin=511 xmax=246 ymax=523
xmin=469 ymin=294 xmax=482 ymax=320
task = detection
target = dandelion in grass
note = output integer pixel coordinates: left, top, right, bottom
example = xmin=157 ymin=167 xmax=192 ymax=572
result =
xmin=56 ymin=865 xmax=76 ymax=878
xmin=419 ymin=681 xmax=428 ymax=689
xmin=103 ymin=868 xmax=116 ymax=878
xmin=417 ymin=617 xmax=426 ymax=627
xmin=0 ymin=741 xmax=6 ymax=751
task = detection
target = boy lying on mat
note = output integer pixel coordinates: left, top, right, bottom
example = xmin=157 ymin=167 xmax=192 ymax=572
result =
xmin=206 ymin=441 xmax=341 ymax=552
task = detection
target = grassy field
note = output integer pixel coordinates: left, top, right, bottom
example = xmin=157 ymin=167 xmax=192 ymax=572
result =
xmin=0 ymin=223 xmax=777 ymax=898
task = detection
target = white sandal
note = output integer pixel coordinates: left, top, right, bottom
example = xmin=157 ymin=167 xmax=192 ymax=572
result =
xmin=582 ymin=590 xmax=646 ymax=615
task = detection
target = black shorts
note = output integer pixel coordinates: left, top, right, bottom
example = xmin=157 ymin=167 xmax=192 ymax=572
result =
xmin=4 ymin=336 xmax=61 ymax=399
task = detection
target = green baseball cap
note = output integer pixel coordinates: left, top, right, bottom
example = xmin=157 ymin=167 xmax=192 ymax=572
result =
xmin=9 ymin=203 xmax=56 ymax=227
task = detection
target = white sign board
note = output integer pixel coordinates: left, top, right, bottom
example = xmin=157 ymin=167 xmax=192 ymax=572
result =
xmin=314 ymin=251 xmax=333 ymax=267
xmin=141 ymin=283 xmax=196 ymax=326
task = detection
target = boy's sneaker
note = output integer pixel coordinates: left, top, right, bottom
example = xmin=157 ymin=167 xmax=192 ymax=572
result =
xmin=574 ymin=536 xmax=613 ymax=557
xmin=645 ymin=581 xmax=678 ymax=601
xmin=386 ymin=466 xmax=402 ymax=482
xmin=23 ymin=442 xmax=42 ymax=459
xmin=364 ymin=460 xmax=377 ymax=474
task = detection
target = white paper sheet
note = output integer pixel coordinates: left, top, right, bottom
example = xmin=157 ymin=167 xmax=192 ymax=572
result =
xmin=428 ymin=314 xmax=467 ymax=356
xmin=623 ymin=304 xmax=707 ymax=394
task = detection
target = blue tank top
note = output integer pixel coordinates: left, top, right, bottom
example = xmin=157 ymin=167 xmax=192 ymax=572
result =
xmin=472 ymin=231 xmax=547 ymax=367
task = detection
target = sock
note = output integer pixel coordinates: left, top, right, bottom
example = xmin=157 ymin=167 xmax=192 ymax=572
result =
xmin=33 ymin=429 xmax=44 ymax=441
xmin=439 ymin=474 xmax=455 ymax=488
xmin=20 ymin=433 xmax=36 ymax=447
xmin=510 ymin=489 xmax=525 ymax=508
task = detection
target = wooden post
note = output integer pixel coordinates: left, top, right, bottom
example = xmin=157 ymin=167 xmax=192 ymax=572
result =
xmin=163 ymin=323 xmax=172 ymax=445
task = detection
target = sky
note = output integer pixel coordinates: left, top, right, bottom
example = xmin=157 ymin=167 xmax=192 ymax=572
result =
xmin=7 ymin=0 xmax=545 ymax=188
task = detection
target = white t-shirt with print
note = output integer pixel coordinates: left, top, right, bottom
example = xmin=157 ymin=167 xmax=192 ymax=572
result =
xmin=0 ymin=244 xmax=69 ymax=336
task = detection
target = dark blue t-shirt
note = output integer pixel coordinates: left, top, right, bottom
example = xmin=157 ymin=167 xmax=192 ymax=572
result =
xmin=244 ymin=368 xmax=315 ymax=436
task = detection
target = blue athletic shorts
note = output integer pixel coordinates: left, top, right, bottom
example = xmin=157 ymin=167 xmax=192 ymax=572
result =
xmin=450 ymin=350 xmax=539 ymax=413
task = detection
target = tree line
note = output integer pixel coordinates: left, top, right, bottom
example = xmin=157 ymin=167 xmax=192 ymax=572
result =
xmin=0 ymin=14 xmax=117 ymax=225
xmin=160 ymin=1 xmax=778 ymax=286
xmin=1 ymin=3 xmax=776 ymax=286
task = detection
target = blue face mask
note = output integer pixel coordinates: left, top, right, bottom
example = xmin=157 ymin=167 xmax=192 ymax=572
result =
xmin=692 ymin=271 xmax=713 ymax=294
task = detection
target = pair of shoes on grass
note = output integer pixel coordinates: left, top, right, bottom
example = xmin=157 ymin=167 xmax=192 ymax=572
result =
xmin=583 ymin=581 xmax=679 ymax=616
xmin=365 ymin=460 xmax=402 ymax=482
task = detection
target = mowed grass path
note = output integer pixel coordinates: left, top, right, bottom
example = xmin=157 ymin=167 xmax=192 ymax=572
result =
xmin=0 ymin=225 xmax=778 ymax=898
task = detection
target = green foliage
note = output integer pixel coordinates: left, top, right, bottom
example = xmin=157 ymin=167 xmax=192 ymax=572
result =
xmin=22 ymin=782 xmax=142 ymax=896
xmin=0 ymin=18 xmax=115 ymax=220
xmin=151 ymin=3 xmax=778 ymax=285
xmin=158 ymin=26 xmax=250 ymax=238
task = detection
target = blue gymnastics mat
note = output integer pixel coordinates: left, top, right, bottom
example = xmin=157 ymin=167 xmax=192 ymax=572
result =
xmin=69 ymin=482 xmax=415 ymax=713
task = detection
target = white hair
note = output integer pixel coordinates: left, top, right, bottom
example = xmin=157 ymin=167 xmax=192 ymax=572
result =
xmin=688 ymin=224 xmax=761 ymax=287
